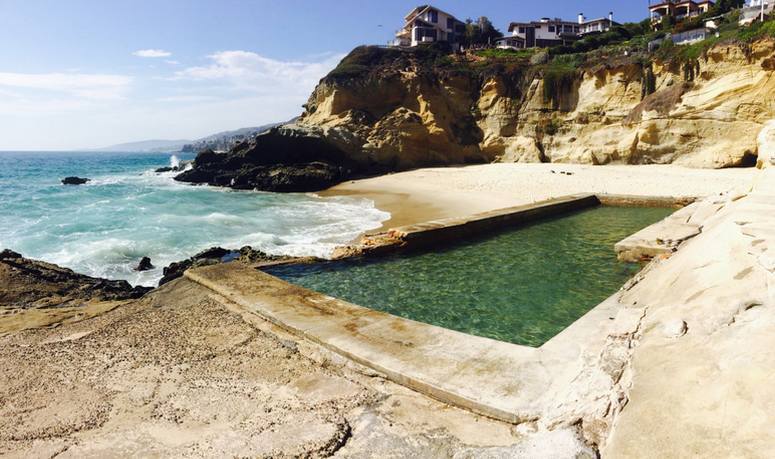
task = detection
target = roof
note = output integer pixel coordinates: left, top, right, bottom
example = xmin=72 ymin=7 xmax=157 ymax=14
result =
xmin=403 ymin=4 xmax=462 ymax=23
xmin=495 ymin=35 xmax=525 ymax=42
xmin=581 ymin=17 xmax=621 ymax=26
xmin=508 ymin=19 xmax=579 ymax=31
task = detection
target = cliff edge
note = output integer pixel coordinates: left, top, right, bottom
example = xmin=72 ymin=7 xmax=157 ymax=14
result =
xmin=178 ymin=37 xmax=775 ymax=191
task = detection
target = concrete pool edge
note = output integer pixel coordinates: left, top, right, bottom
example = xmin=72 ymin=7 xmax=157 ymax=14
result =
xmin=184 ymin=194 xmax=690 ymax=425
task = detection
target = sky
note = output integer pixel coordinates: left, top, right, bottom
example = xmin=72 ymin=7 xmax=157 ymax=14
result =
xmin=0 ymin=0 xmax=645 ymax=150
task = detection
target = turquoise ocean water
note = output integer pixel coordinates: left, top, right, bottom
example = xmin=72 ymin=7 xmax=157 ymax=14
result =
xmin=0 ymin=151 xmax=388 ymax=286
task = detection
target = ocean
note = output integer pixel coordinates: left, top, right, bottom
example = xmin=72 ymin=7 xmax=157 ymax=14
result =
xmin=0 ymin=151 xmax=389 ymax=286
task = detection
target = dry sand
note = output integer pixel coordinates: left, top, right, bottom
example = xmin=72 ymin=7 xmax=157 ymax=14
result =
xmin=323 ymin=164 xmax=753 ymax=229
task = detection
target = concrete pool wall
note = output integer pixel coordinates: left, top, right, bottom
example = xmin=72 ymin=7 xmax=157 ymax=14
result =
xmin=185 ymin=193 xmax=699 ymax=426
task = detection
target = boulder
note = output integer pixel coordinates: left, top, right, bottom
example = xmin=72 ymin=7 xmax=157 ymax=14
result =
xmin=61 ymin=176 xmax=90 ymax=185
xmin=134 ymin=257 xmax=155 ymax=272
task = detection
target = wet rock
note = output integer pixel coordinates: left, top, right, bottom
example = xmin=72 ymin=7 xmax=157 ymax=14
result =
xmin=154 ymin=166 xmax=175 ymax=173
xmin=62 ymin=176 xmax=90 ymax=185
xmin=134 ymin=257 xmax=155 ymax=272
xmin=158 ymin=246 xmax=291 ymax=286
xmin=174 ymin=125 xmax=354 ymax=192
xmin=0 ymin=251 xmax=151 ymax=309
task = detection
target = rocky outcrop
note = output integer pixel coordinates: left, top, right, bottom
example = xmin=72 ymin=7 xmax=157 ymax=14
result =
xmin=134 ymin=257 xmax=154 ymax=272
xmin=61 ymin=176 xmax=90 ymax=185
xmin=180 ymin=39 xmax=775 ymax=191
xmin=0 ymin=250 xmax=150 ymax=309
xmin=158 ymin=246 xmax=293 ymax=286
xmin=174 ymin=126 xmax=354 ymax=191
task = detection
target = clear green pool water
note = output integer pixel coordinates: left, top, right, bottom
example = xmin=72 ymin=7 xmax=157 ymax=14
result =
xmin=265 ymin=206 xmax=674 ymax=347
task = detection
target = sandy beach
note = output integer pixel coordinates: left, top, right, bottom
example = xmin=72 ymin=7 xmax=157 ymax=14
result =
xmin=323 ymin=164 xmax=753 ymax=229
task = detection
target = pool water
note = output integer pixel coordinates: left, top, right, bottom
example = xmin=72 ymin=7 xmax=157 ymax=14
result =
xmin=265 ymin=206 xmax=674 ymax=347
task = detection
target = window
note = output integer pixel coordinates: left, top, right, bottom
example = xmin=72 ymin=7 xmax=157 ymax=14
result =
xmin=429 ymin=10 xmax=438 ymax=23
xmin=548 ymin=25 xmax=556 ymax=33
xmin=447 ymin=17 xmax=454 ymax=29
xmin=519 ymin=26 xmax=526 ymax=33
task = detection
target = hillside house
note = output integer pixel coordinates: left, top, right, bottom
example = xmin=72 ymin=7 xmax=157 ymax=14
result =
xmin=649 ymin=0 xmax=716 ymax=28
xmin=393 ymin=5 xmax=466 ymax=48
xmin=496 ymin=12 xmax=619 ymax=50
xmin=578 ymin=12 xmax=620 ymax=35
xmin=502 ymin=18 xmax=580 ymax=48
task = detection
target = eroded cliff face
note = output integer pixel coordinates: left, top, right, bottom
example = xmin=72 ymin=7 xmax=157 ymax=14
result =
xmin=299 ymin=38 xmax=775 ymax=170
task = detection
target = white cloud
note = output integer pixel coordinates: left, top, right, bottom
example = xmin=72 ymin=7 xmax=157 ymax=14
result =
xmin=132 ymin=49 xmax=172 ymax=58
xmin=173 ymin=50 xmax=343 ymax=96
xmin=165 ymin=60 xmax=180 ymax=65
xmin=0 ymin=72 xmax=132 ymax=100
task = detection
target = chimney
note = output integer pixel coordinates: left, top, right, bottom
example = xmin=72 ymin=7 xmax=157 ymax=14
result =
xmin=578 ymin=13 xmax=585 ymax=24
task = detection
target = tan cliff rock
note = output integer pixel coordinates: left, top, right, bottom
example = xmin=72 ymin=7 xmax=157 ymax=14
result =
xmin=298 ymin=39 xmax=775 ymax=170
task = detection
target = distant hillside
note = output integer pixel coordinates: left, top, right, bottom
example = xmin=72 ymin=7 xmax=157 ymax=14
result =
xmin=94 ymin=120 xmax=294 ymax=153
xmin=93 ymin=139 xmax=192 ymax=152
xmin=180 ymin=121 xmax=292 ymax=153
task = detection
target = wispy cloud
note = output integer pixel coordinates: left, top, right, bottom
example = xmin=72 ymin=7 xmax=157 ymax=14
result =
xmin=172 ymin=50 xmax=343 ymax=96
xmin=0 ymin=72 xmax=132 ymax=100
xmin=165 ymin=60 xmax=180 ymax=65
xmin=132 ymin=49 xmax=172 ymax=58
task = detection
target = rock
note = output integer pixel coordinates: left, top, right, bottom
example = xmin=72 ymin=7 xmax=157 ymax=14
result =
xmin=662 ymin=319 xmax=688 ymax=338
xmin=174 ymin=125 xmax=355 ymax=192
xmin=154 ymin=166 xmax=175 ymax=173
xmin=756 ymin=119 xmax=775 ymax=169
xmin=158 ymin=246 xmax=291 ymax=286
xmin=134 ymin=257 xmax=154 ymax=272
xmin=0 ymin=252 xmax=151 ymax=309
xmin=61 ymin=176 xmax=90 ymax=185
xmin=0 ymin=249 xmax=22 ymax=260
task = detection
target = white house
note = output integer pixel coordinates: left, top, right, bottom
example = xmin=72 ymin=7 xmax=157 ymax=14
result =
xmin=505 ymin=18 xmax=580 ymax=48
xmin=393 ymin=5 xmax=466 ymax=48
xmin=577 ymin=12 xmax=620 ymax=35
xmin=497 ymin=12 xmax=619 ymax=50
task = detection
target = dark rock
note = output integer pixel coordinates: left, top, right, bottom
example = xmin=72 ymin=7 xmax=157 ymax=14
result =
xmin=0 ymin=249 xmax=22 ymax=260
xmin=62 ymin=176 xmax=90 ymax=185
xmin=134 ymin=257 xmax=154 ymax=272
xmin=158 ymin=246 xmax=291 ymax=286
xmin=155 ymin=161 xmax=191 ymax=174
xmin=0 ymin=252 xmax=151 ymax=309
xmin=174 ymin=125 xmax=356 ymax=192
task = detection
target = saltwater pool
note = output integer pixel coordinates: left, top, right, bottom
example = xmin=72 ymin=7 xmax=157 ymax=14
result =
xmin=265 ymin=206 xmax=674 ymax=347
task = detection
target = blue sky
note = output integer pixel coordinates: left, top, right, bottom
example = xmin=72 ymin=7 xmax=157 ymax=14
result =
xmin=0 ymin=1 xmax=645 ymax=150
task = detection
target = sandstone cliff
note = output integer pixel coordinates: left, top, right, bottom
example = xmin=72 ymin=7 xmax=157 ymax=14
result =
xmin=179 ymin=38 xmax=775 ymax=191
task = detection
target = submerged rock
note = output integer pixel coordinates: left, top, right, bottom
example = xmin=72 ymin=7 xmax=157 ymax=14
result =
xmin=61 ymin=176 xmax=90 ymax=185
xmin=0 ymin=250 xmax=151 ymax=309
xmin=158 ymin=246 xmax=292 ymax=286
xmin=134 ymin=257 xmax=155 ymax=272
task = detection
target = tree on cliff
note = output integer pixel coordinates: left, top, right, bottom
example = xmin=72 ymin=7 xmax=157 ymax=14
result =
xmin=713 ymin=0 xmax=745 ymax=13
xmin=461 ymin=16 xmax=503 ymax=47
